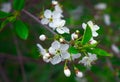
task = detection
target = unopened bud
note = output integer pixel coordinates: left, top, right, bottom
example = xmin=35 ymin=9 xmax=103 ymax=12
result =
xmin=52 ymin=0 xmax=58 ymax=5
xmin=71 ymin=33 xmax=78 ymax=40
xmin=39 ymin=34 xmax=46 ymax=41
xmin=45 ymin=53 xmax=50 ymax=57
xmin=75 ymin=68 xmax=83 ymax=78
xmin=64 ymin=66 xmax=71 ymax=77
xmin=59 ymin=38 xmax=64 ymax=43
xmin=76 ymin=30 xmax=80 ymax=34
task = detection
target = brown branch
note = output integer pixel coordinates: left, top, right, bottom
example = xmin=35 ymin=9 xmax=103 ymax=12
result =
xmin=0 ymin=65 xmax=9 ymax=82
xmin=0 ymin=53 xmax=43 ymax=64
xmin=10 ymin=26 xmax=27 ymax=82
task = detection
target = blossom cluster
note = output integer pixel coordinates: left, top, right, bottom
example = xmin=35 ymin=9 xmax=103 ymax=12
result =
xmin=37 ymin=0 xmax=100 ymax=78
xmin=40 ymin=0 xmax=69 ymax=34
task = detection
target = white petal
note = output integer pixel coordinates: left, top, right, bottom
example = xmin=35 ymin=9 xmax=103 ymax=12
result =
xmin=56 ymin=28 xmax=65 ymax=34
xmin=88 ymin=53 xmax=97 ymax=61
xmin=87 ymin=21 xmax=94 ymax=28
xmin=50 ymin=55 xmax=61 ymax=65
xmin=37 ymin=44 xmax=46 ymax=55
xmin=90 ymin=39 xmax=97 ymax=44
xmin=41 ymin=18 xmax=49 ymax=24
xmin=72 ymin=53 xmax=81 ymax=60
xmin=55 ymin=5 xmax=63 ymax=13
xmin=94 ymin=25 xmax=100 ymax=30
xmin=48 ymin=47 xmax=56 ymax=54
xmin=82 ymin=23 xmax=87 ymax=29
xmin=61 ymin=52 xmax=70 ymax=59
xmin=104 ymin=14 xmax=111 ymax=26
xmin=62 ymin=27 xmax=70 ymax=34
xmin=49 ymin=22 xmax=57 ymax=30
xmin=52 ymin=10 xmax=61 ymax=18
xmin=111 ymin=44 xmax=120 ymax=54
xmin=58 ymin=20 xmax=66 ymax=27
xmin=92 ymin=31 xmax=98 ymax=37
xmin=51 ymin=41 xmax=60 ymax=49
xmin=60 ymin=44 xmax=69 ymax=51
xmin=44 ymin=9 xmax=52 ymax=18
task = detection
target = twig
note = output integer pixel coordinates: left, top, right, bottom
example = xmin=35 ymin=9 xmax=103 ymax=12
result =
xmin=22 ymin=9 xmax=57 ymax=35
xmin=10 ymin=26 xmax=27 ymax=82
xmin=0 ymin=53 xmax=43 ymax=64
xmin=0 ymin=65 xmax=9 ymax=82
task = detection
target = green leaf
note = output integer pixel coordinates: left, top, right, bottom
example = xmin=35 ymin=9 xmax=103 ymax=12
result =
xmin=82 ymin=25 xmax=92 ymax=45
xmin=13 ymin=0 xmax=25 ymax=11
xmin=0 ymin=11 xmax=10 ymax=18
xmin=13 ymin=20 xmax=29 ymax=40
xmin=0 ymin=19 xmax=10 ymax=31
xmin=87 ymin=48 xmax=112 ymax=56
xmin=0 ymin=16 xmax=17 ymax=31
xmin=68 ymin=46 xmax=79 ymax=54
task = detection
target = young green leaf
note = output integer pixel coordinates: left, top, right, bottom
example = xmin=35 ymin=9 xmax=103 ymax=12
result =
xmin=0 ymin=19 xmax=10 ymax=31
xmin=0 ymin=11 xmax=10 ymax=18
xmin=82 ymin=25 xmax=92 ymax=45
xmin=13 ymin=0 xmax=25 ymax=11
xmin=68 ymin=46 xmax=79 ymax=54
xmin=87 ymin=48 xmax=112 ymax=56
xmin=13 ymin=20 xmax=29 ymax=40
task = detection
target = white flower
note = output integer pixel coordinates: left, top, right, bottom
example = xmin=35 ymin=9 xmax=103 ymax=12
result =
xmin=48 ymin=41 xmax=70 ymax=65
xmin=76 ymin=71 xmax=83 ymax=78
xmin=103 ymin=14 xmax=111 ymax=26
xmin=94 ymin=3 xmax=107 ymax=10
xmin=1 ymin=2 xmax=11 ymax=13
xmin=41 ymin=9 xmax=62 ymax=29
xmin=64 ymin=66 xmax=71 ymax=77
xmin=82 ymin=21 xmax=100 ymax=37
xmin=39 ymin=34 xmax=46 ymax=41
xmin=49 ymin=19 xmax=69 ymax=34
xmin=89 ymin=38 xmax=97 ymax=44
xmin=79 ymin=53 xmax=97 ymax=67
xmin=71 ymin=33 xmax=79 ymax=40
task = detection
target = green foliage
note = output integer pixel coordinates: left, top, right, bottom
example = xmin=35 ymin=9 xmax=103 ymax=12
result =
xmin=13 ymin=20 xmax=29 ymax=40
xmin=82 ymin=25 xmax=92 ymax=45
xmin=88 ymin=48 xmax=112 ymax=56
xmin=62 ymin=33 xmax=71 ymax=41
xmin=68 ymin=46 xmax=79 ymax=54
xmin=0 ymin=11 xmax=10 ymax=18
xmin=0 ymin=16 xmax=16 ymax=31
xmin=13 ymin=0 xmax=25 ymax=11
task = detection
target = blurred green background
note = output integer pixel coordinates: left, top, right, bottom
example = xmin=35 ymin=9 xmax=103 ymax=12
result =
xmin=0 ymin=0 xmax=120 ymax=82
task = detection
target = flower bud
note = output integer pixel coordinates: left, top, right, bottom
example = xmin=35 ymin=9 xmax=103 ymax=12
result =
xmin=75 ymin=68 xmax=83 ymax=78
xmin=76 ymin=30 xmax=80 ymax=34
xmin=45 ymin=53 xmax=50 ymax=58
xmin=39 ymin=34 xmax=46 ymax=41
xmin=76 ymin=71 xmax=83 ymax=78
xmin=71 ymin=33 xmax=78 ymax=40
xmin=59 ymin=38 xmax=64 ymax=43
xmin=43 ymin=55 xmax=48 ymax=61
xmin=52 ymin=0 xmax=58 ymax=5
xmin=64 ymin=66 xmax=71 ymax=77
